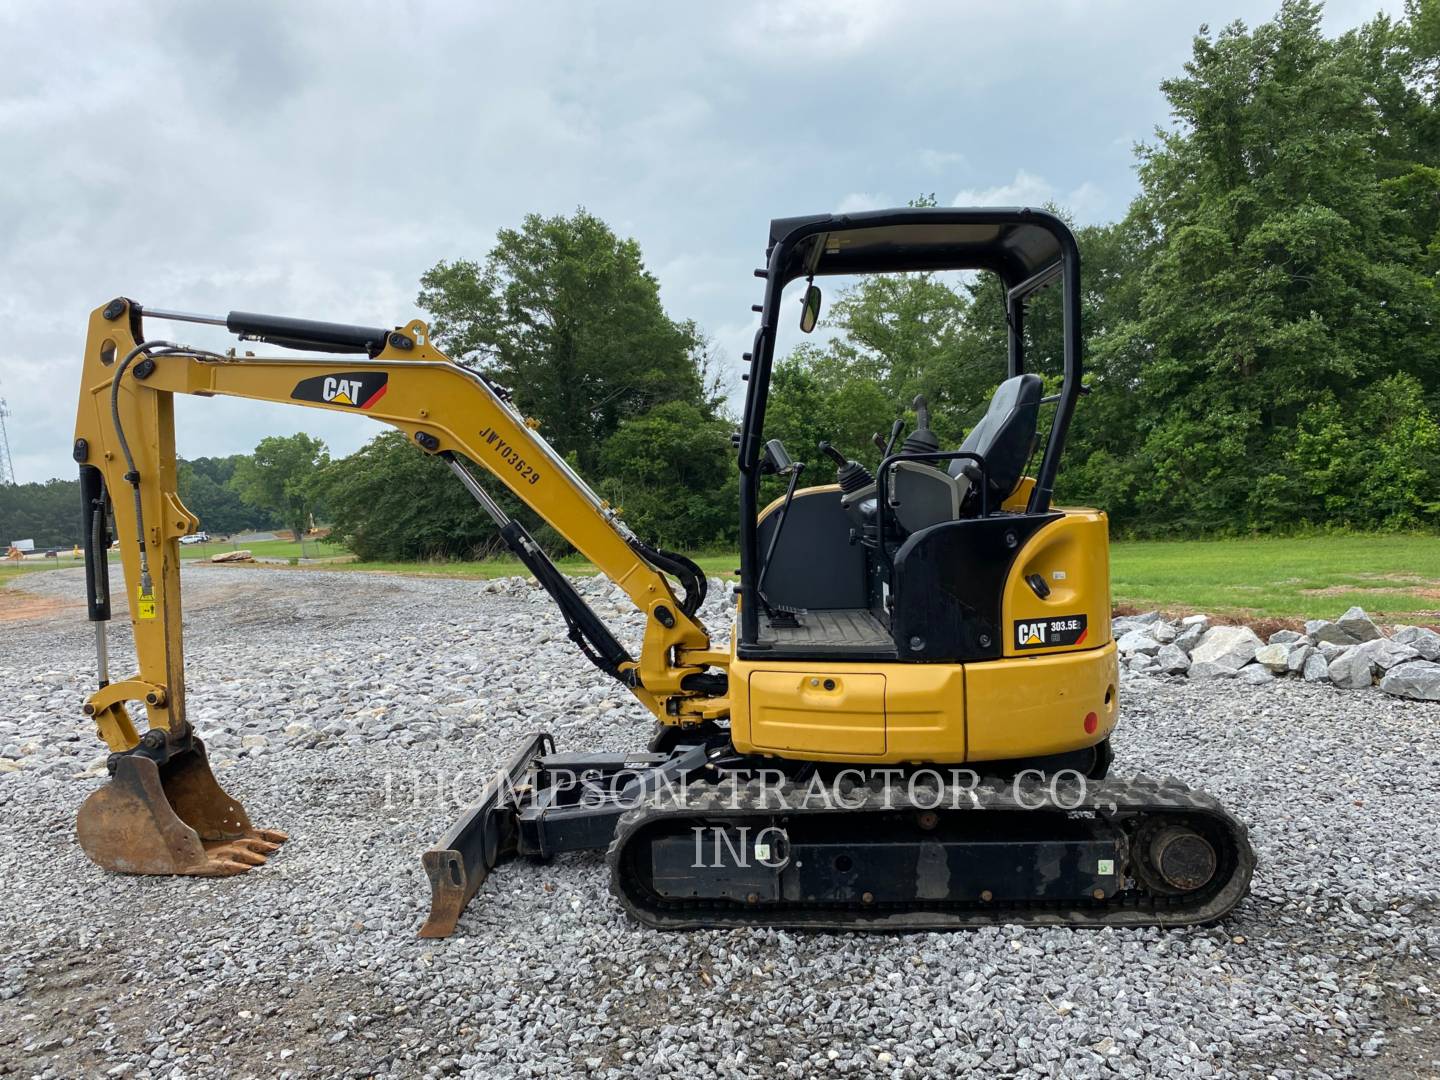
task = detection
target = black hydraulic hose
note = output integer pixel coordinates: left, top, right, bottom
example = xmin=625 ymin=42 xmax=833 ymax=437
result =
xmin=109 ymin=340 xmax=180 ymax=598
xmin=630 ymin=539 xmax=707 ymax=617
xmin=90 ymin=501 xmax=108 ymax=609
xmin=108 ymin=340 xmax=226 ymax=599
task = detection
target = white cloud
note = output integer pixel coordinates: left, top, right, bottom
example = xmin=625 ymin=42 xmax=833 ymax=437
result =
xmin=836 ymin=191 xmax=889 ymax=213
xmin=918 ymin=149 xmax=967 ymax=173
xmin=730 ymin=0 xmax=892 ymax=58
xmin=950 ymin=171 xmax=1108 ymax=222
xmin=951 ymin=169 xmax=1057 ymax=209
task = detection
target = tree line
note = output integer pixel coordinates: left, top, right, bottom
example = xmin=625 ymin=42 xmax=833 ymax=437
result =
xmin=0 ymin=451 xmax=319 ymax=549
xmin=6 ymin=1 xmax=1437 ymax=557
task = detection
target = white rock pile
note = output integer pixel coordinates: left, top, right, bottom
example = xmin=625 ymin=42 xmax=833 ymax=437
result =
xmin=1115 ymin=605 xmax=1440 ymax=701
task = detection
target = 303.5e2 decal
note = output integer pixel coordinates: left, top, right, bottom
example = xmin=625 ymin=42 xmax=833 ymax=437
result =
xmin=291 ymin=372 xmax=389 ymax=410
xmin=1014 ymin=614 xmax=1088 ymax=649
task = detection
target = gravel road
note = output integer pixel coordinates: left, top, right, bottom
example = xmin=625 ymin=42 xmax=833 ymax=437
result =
xmin=1 ymin=566 xmax=1437 ymax=1079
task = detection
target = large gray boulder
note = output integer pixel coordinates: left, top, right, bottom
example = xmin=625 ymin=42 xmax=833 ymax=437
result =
xmin=1318 ymin=641 xmax=1351 ymax=663
xmin=1302 ymin=650 xmax=1330 ymax=683
xmin=1328 ymin=647 xmax=1376 ymax=690
xmin=1306 ymin=620 xmax=1359 ymax=647
xmin=1155 ymin=643 xmax=1192 ymax=675
xmin=1354 ymin=637 xmax=1421 ymax=672
xmin=1336 ymin=606 xmax=1382 ymax=643
xmin=1268 ymin=629 xmax=1307 ymax=646
xmin=1151 ymin=621 xmax=1178 ymax=644
xmin=1128 ymin=652 xmax=1162 ymax=676
xmin=1378 ymin=661 xmax=1440 ymax=702
xmin=1116 ymin=629 xmax=1163 ymax=656
xmin=1253 ymin=643 xmax=1291 ymax=673
xmin=1174 ymin=620 xmax=1208 ymax=653
xmin=1286 ymin=642 xmax=1314 ymax=675
xmin=1237 ymin=664 xmax=1276 ymax=686
xmin=1188 ymin=625 xmax=1263 ymax=678
xmin=1392 ymin=625 xmax=1440 ymax=662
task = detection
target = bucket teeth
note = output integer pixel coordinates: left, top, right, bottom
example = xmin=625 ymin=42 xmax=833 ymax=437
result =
xmin=76 ymin=736 xmax=286 ymax=878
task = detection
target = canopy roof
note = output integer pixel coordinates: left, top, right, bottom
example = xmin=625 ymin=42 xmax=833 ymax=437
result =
xmin=766 ymin=207 xmax=1072 ymax=290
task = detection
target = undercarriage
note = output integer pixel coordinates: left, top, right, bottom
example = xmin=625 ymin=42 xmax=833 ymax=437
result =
xmin=420 ymin=730 xmax=1254 ymax=936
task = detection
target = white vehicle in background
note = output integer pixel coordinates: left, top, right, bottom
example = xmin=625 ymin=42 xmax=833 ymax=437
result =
xmin=178 ymin=532 xmax=210 ymax=545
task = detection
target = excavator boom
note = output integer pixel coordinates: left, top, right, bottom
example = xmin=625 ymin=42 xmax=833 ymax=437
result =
xmin=72 ymin=298 xmax=726 ymax=927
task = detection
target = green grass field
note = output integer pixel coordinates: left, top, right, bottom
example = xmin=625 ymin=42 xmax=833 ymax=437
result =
xmin=5 ymin=535 xmax=1437 ymax=623
xmin=1108 ymin=533 xmax=1440 ymax=621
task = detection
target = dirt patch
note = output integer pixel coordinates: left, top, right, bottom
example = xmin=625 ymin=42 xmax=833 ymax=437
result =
xmin=0 ymin=587 xmax=78 ymax=623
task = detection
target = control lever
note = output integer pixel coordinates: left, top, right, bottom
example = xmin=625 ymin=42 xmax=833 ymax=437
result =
xmin=876 ymin=418 xmax=905 ymax=458
xmin=817 ymin=441 xmax=875 ymax=497
xmin=902 ymin=394 xmax=940 ymax=456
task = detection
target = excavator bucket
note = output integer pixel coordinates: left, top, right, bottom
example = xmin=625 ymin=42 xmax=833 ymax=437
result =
xmin=76 ymin=736 xmax=287 ymax=877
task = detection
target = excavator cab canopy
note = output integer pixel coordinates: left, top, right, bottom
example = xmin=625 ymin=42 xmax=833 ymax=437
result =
xmin=736 ymin=206 xmax=1085 ymax=651
xmin=765 ymin=210 xmax=1067 ymax=287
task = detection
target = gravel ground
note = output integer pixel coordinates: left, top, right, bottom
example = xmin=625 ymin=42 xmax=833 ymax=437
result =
xmin=1 ymin=565 xmax=1438 ymax=1080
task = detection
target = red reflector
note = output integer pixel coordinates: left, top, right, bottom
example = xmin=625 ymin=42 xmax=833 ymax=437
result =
xmin=1083 ymin=711 xmax=1098 ymax=734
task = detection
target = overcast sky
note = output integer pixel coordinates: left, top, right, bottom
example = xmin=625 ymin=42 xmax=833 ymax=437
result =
xmin=0 ymin=0 xmax=1402 ymax=483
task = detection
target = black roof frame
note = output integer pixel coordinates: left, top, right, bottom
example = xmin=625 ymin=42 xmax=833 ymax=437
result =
xmin=736 ymin=206 xmax=1084 ymax=648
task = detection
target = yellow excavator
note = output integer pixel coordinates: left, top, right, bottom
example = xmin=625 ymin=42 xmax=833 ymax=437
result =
xmin=70 ymin=207 xmax=1253 ymax=936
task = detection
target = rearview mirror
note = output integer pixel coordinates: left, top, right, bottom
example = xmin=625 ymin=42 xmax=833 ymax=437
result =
xmin=799 ymin=284 xmax=822 ymax=333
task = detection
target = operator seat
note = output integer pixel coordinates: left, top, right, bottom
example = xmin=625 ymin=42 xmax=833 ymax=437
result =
xmin=888 ymin=374 xmax=1043 ymax=533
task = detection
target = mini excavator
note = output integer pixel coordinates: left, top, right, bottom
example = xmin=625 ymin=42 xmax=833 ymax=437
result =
xmin=71 ymin=207 xmax=1253 ymax=936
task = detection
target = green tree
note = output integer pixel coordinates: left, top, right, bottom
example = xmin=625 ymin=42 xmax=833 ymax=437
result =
xmin=598 ymin=401 xmax=736 ymax=549
xmin=311 ymin=432 xmax=500 ymax=561
xmin=1106 ymin=0 xmax=1440 ymax=532
xmin=179 ymin=455 xmax=276 ymax=535
xmin=230 ymin=433 xmax=329 ymax=542
xmin=0 ymin=478 xmax=81 ymax=549
xmin=418 ymin=208 xmax=716 ymax=472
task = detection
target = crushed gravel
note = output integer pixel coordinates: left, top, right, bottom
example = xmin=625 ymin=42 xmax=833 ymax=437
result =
xmin=1 ymin=566 xmax=1438 ymax=1079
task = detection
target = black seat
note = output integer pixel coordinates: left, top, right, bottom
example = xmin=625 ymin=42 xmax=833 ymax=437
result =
xmin=949 ymin=373 xmax=1043 ymax=508
xmin=885 ymin=374 xmax=1045 ymax=534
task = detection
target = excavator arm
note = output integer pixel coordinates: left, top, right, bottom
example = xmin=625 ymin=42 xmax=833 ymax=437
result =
xmin=70 ymin=297 xmax=729 ymax=923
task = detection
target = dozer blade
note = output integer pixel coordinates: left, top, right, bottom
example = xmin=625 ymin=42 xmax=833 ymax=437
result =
xmin=419 ymin=732 xmax=553 ymax=938
xmin=76 ymin=736 xmax=287 ymax=877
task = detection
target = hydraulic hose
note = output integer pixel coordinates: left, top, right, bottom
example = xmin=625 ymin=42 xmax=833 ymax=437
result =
xmin=109 ymin=341 xmax=180 ymax=598
xmin=108 ymin=340 xmax=225 ymax=599
xmin=629 ymin=539 xmax=707 ymax=617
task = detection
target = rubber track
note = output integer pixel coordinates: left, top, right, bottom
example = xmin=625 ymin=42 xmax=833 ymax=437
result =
xmin=607 ymin=774 xmax=1255 ymax=931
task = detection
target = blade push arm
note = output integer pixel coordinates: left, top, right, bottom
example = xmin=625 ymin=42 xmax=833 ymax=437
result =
xmin=73 ymin=299 xmax=728 ymax=755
